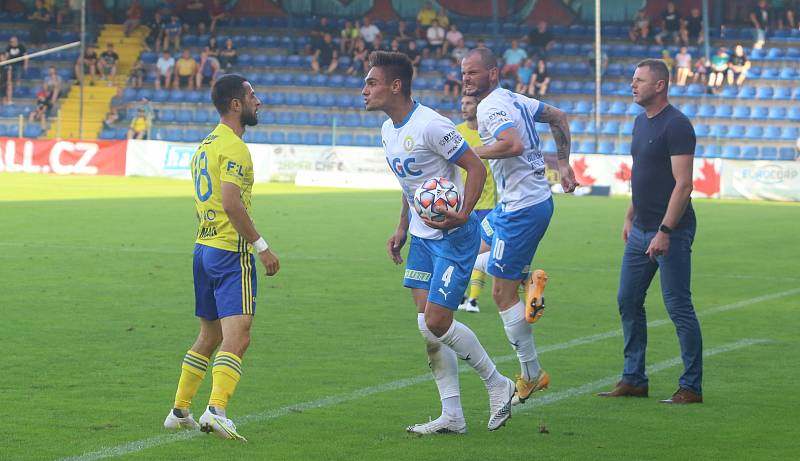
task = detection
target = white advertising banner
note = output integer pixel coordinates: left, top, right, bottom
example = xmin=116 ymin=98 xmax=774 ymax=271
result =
xmin=258 ymin=144 xmax=391 ymax=183
xmin=721 ymin=160 xmax=800 ymax=201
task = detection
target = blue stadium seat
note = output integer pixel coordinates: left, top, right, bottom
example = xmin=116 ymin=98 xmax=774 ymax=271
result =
xmin=737 ymin=85 xmax=757 ymax=99
xmin=158 ymin=109 xmax=175 ymax=122
xmin=354 ymin=134 xmax=372 ymax=146
xmin=276 ymin=112 xmax=293 ymax=125
xmin=151 ymin=89 xmax=169 ymax=102
xmin=341 ymin=114 xmax=361 ymax=127
xmin=755 ymin=86 xmax=774 ymax=99
xmin=601 ymin=121 xmax=620 ymax=135
xmin=302 ymin=132 xmax=320 ymax=145
xmin=293 ymin=112 xmax=310 ymax=126
xmin=616 ymin=142 xmax=631 ymax=155
xmin=569 ymin=119 xmax=586 ymax=134
xmin=345 ymin=76 xmax=362 ymax=88
xmin=310 ymin=113 xmax=331 ymax=126
xmin=287 ymin=132 xmax=302 ymax=144
xmin=741 ymin=146 xmax=759 ymax=159
xmin=577 ymin=142 xmax=596 ymax=154
xmin=329 ymin=74 xmax=345 ymax=88
xmin=266 ymin=92 xmax=286 ymax=105
xmin=191 ymin=111 xmax=209 ymax=123
xmin=285 ymin=92 xmax=301 ymax=106
xmin=778 ymin=147 xmax=797 ymax=160
xmin=179 ymin=130 xmax=196 ymax=143
xmin=694 ymin=124 xmax=710 ymax=137
xmin=574 ymin=101 xmax=592 ymax=114
xmin=780 ymin=126 xmax=799 ymax=140
xmin=597 ymin=141 xmax=615 ymax=155
xmin=721 ymin=145 xmax=741 ymax=158
xmin=336 ymin=94 xmax=355 ymax=107
xmin=681 ymin=103 xmax=698 ymax=117
xmin=336 ymin=133 xmax=354 ymax=145
xmin=626 ymin=103 xmax=642 ymax=116
xmin=731 ymin=106 xmax=750 ymax=119
xmin=186 ymin=90 xmax=204 ymax=103
xmin=542 ymin=139 xmax=556 ymax=153
xmin=773 ymin=86 xmax=792 ymax=100
xmin=300 ymin=93 xmax=318 ymax=106
xmin=23 ymin=125 xmax=41 ymax=138
xmin=726 ymin=125 xmax=746 ymax=138
xmin=760 ymin=147 xmax=778 ymax=160
xmin=745 ymin=126 xmax=764 ymax=139
xmin=248 ymin=131 xmax=266 ymax=144
xmin=788 ymin=107 xmax=800 ymax=121
xmin=751 ymin=106 xmax=769 ymax=119
xmin=269 ymin=131 xmax=286 ymax=144
xmin=165 ymin=128 xmax=182 ymax=141
xmin=621 ymin=121 xmax=634 ymax=135
xmin=253 ymin=55 xmax=269 ymax=67
xmin=764 ymin=125 xmax=782 ymax=138
xmin=320 ymin=133 xmax=333 ymax=145
xmin=176 ymin=111 xmax=192 ymax=123
xmin=99 ymin=128 xmax=115 ymax=140
xmin=608 ymin=101 xmax=627 ymax=115
xmin=276 ymin=73 xmax=292 ymax=86
xmin=697 ymin=104 xmax=715 ymax=117
xmin=167 ymin=91 xmax=185 ymax=103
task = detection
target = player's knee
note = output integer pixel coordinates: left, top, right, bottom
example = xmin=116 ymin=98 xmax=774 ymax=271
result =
xmin=425 ymin=316 xmax=451 ymax=338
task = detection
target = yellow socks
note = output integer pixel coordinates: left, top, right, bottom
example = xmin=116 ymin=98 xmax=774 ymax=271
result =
xmin=208 ymin=351 xmax=243 ymax=410
xmin=467 ymin=269 xmax=486 ymax=300
xmin=174 ymin=350 xmax=209 ymax=410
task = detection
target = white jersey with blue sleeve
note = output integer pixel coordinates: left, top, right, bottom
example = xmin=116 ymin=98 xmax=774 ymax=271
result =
xmin=476 ymin=87 xmax=551 ymax=212
xmin=381 ymin=101 xmax=468 ymax=240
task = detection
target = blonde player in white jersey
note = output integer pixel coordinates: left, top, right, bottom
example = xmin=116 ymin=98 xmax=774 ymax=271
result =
xmin=462 ymin=48 xmax=579 ymax=405
xmin=363 ymin=50 xmax=517 ymax=434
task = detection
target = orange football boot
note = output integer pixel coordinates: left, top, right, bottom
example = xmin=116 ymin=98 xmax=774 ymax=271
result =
xmin=525 ymin=269 xmax=548 ymax=324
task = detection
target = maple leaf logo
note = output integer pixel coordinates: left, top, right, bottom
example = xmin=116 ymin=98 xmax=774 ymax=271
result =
xmin=615 ymin=162 xmax=632 ymax=182
xmin=693 ymin=160 xmax=720 ymax=197
xmin=572 ymin=156 xmax=596 ymax=186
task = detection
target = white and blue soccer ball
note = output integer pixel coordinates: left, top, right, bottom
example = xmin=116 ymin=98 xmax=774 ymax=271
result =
xmin=413 ymin=176 xmax=461 ymax=222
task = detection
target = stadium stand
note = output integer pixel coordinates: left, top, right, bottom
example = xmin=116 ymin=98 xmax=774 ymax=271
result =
xmin=0 ymin=4 xmax=797 ymax=160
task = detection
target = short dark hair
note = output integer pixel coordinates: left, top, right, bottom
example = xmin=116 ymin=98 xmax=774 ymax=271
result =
xmin=211 ymin=74 xmax=247 ymax=115
xmin=637 ymin=59 xmax=670 ymax=89
xmin=368 ymin=51 xmax=413 ymax=97
xmin=464 ymin=47 xmax=498 ymax=70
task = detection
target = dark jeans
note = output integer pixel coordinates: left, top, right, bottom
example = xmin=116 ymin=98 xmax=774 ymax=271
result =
xmin=617 ymin=223 xmax=703 ymax=394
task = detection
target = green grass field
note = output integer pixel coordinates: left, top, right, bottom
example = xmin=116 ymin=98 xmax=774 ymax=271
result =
xmin=2 ymin=173 xmax=799 ymax=461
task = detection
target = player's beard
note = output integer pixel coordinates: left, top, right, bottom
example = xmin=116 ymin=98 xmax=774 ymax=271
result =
xmin=464 ymin=77 xmax=490 ymax=98
xmin=241 ymin=106 xmax=258 ymax=126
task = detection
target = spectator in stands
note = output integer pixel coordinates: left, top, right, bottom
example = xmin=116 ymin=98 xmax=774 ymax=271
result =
xmin=360 ymin=17 xmax=381 ymax=47
xmin=655 ymin=2 xmax=682 ymax=46
xmin=184 ymin=0 xmax=208 ymax=33
xmin=707 ymin=47 xmax=729 ymax=93
xmin=340 ymin=20 xmax=359 ymax=55
xmin=28 ymin=0 xmax=50 ymax=46
xmin=442 ymin=57 xmax=462 ymax=99
xmin=451 ymin=38 xmax=468 ymax=62
xmin=515 ymin=58 xmax=534 ymax=95
xmin=196 ymin=47 xmax=220 ymax=89
xmin=530 ymin=59 xmax=550 ymax=96
xmin=175 ymin=49 xmax=197 ymax=89
xmin=395 ymin=20 xmax=412 ymax=48
xmin=157 ymin=0 xmax=176 ymax=17
xmin=311 ymin=33 xmax=338 ymax=74
xmin=98 ymin=43 xmax=119 ymax=85
xmin=629 ymin=9 xmax=651 ymax=43
xmin=6 ymin=36 xmax=28 ymax=85
xmin=43 ymin=66 xmax=62 ymax=106
xmin=784 ymin=1 xmax=798 ymax=29
xmin=205 ymin=36 xmax=219 ymax=57
xmin=218 ymin=38 xmax=237 ymax=72
xmin=675 ymin=46 xmax=692 ymax=86
xmin=444 ymin=23 xmax=463 ymax=55
xmin=727 ymin=44 xmax=750 ymax=87
xmin=104 ymin=87 xmax=126 ymax=128
xmin=681 ymin=7 xmax=704 ymax=46
xmin=416 ymin=2 xmax=437 ymax=38
xmin=406 ymin=39 xmax=421 ymax=78
xmin=309 ymin=17 xmax=335 ymax=55
xmin=124 ymin=1 xmax=143 ymax=37
xmin=692 ymin=57 xmax=708 ymax=84
xmin=588 ymin=48 xmax=609 ymax=75
xmin=155 ymin=50 xmax=174 ymax=90
xmin=163 ymin=15 xmax=182 ymax=52
xmin=526 ymin=21 xmax=555 ymax=59
xmin=501 ymin=39 xmax=528 ymax=78
xmin=347 ymin=38 xmax=368 ymax=76
xmin=128 ymin=108 xmax=148 ymax=139
xmin=129 ymin=58 xmax=145 ymax=88
xmin=425 ymin=19 xmax=446 ymax=57
xmin=750 ymin=0 xmax=770 ymax=49
xmin=661 ymin=49 xmax=674 ymax=73
xmin=0 ymin=52 xmax=10 ymax=105
xmin=369 ymin=35 xmax=383 ymax=52
xmin=388 ymin=38 xmax=402 ymax=53
xmin=73 ymin=44 xmax=96 ymax=85
xmin=146 ymin=12 xmax=165 ymax=52
xmin=209 ymin=0 xmax=228 ymax=33
xmin=436 ymin=7 xmax=450 ymax=28
xmin=29 ymin=87 xmax=51 ymax=130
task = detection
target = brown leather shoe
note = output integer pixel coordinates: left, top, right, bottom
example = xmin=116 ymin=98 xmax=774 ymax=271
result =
xmin=660 ymin=387 xmax=703 ymax=404
xmin=597 ymin=381 xmax=649 ymax=398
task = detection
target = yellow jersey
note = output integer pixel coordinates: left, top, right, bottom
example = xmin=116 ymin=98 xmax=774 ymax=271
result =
xmin=456 ymin=122 xmax=497 ymax=211
xmin=130 ymin=116 xmax=148 ymax=132
xmin=417 ymin=8 xmax=436 ymax=26
xmin=191 ymin=123 xmax=254 ymax=253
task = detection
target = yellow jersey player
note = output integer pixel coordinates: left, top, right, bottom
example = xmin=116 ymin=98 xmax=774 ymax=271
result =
xmin=163 ymin=74 xmax=279 ymax=441
xmin=456 ymin=94 xmax=496 ymax=313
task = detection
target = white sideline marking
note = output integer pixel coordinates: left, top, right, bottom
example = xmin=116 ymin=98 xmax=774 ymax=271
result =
xmin=57 ymin=289 xmax=798 ymax=461
xmin=517 ymin=338 xmax=770 ymax=414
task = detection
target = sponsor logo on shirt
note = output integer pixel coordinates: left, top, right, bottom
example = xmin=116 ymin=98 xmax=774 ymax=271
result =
xmin=404 ymin=269 xmax=431 ymax=282
xmin=403 ymin=136 xmax=414 ymax=152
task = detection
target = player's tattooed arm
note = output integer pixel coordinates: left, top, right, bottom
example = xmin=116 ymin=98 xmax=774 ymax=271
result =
xmin=538 ymin=104 xmax=571 ymax=161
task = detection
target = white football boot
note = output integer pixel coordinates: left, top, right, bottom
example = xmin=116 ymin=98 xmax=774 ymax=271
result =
xmin=487 ymin=376 xmax=515 ymax=431
xmin=199 ymin=407 xmax=247 ymax=441
xmin=406 ymin=414 xmax=467 ymax=435
xmin=164 ymin=409 xmax=200 ymax=431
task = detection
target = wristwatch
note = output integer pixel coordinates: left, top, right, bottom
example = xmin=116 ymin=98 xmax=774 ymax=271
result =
xmin=659 ymin=224 xmax=673 ymax=234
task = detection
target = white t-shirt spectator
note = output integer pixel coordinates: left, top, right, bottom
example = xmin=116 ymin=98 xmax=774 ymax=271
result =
xmin=157 ymin=56 xmax=175 ymax=75
xmin=445 ymin=30 xmax=463 ymax=47
xmin=675 ymin=52 xmax=692 ymax=69
xmin=503 ymin=47 xmax=527 ymax=66
xmin=360 ymin=24 xmax=381 ymax=43
xmin=427 ymin=26 xmax=445 ymax=46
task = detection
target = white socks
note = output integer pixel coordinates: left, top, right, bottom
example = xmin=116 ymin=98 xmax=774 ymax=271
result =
xmin=417 ymin=314 xmax=462 ymax=417
xmin=473 ymin=251 xmax=490 ymax=273
xmin=438 ymin=319 xmax=498 ymax=383
xmin=499 ymin=300 xmax=541 ymax=380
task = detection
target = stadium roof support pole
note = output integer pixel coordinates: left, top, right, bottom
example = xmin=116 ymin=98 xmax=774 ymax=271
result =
xmin=491 ymin=0 xmax=499 ymax=38
xmin=702 ymin=0 xmax=710 ymax=61
xmin=593 ymin=0 xmax=601 ymax=152
xmin=79 ymin=0 xmax=86 ymax=140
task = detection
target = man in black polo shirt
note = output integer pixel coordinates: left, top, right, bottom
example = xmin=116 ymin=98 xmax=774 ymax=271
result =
xmin=598 ymin=59 xmax=703 ymax=404
xmin=655 ymin=1 xmax=682 ymax=45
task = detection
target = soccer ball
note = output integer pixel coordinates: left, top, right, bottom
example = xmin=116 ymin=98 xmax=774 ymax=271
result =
xmin=413 ymin=177 xmax=461 ymax=222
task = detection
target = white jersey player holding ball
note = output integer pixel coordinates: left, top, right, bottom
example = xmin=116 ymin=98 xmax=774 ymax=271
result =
xmin=363 ymin=50 xmax=517 ymax=434
xmin=461 ymin=48 xmax=579 ymax=405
